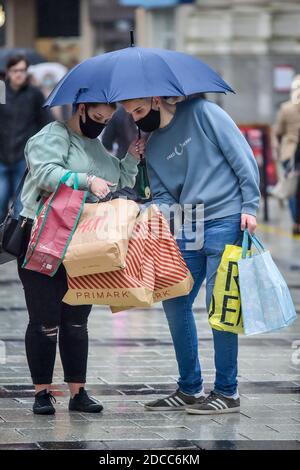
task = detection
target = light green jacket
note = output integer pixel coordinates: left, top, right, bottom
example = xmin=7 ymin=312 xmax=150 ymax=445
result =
xmin=20 ymin=121 xmax=138 ymax=219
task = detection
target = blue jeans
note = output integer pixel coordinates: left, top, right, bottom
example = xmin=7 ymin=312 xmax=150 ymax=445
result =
xmin=0 ymin=159 xmax=26 ymax=222
xmin=162 ymin=213 xmax=244 ymax=397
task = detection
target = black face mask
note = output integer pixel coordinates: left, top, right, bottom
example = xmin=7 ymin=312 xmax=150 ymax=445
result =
xmin=79 ymin=107 xmax=106 ymax=139
xmin=135 ymin=102 xmax=160 ymax=133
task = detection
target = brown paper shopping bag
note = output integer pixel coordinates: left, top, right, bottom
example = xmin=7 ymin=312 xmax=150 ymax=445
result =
xmin=63 ymin=199 xmax=140 ymax=277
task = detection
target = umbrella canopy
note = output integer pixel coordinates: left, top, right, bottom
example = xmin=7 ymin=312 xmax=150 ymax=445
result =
xmin=45 ymin=46 xmax=234 ymax=107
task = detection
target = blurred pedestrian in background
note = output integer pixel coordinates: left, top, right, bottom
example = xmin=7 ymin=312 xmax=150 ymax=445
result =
xmin=273 ymin=75 xmax=300 ymax=229
xmin=0 ymin=54 xmax=52 ymax=223
xmin=28 ymin=62 xmax=70 ymax=122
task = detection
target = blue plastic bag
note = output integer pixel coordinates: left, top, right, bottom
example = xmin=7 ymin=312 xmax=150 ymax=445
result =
xmin=238 ymin=229 xmax=297 ymax=335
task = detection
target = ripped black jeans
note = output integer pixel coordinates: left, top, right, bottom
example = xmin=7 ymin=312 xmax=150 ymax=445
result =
xmin=17 ymin=220 xmax=92 ymax=385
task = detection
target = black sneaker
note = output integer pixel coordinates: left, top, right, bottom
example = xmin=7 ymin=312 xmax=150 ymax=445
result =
xmin=33 ymin=389 xmax=56 ymax=415
xmin=144 ymin=389 xmax=206 ymax=411
xmin=186 ymin=390 xmax=240 ymax=415
xmin=69 ymin=387 xmax=103 ymax=413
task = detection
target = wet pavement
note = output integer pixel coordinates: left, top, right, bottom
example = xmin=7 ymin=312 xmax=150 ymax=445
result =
xmin=0 ymin=200 xmax=300 ymax=450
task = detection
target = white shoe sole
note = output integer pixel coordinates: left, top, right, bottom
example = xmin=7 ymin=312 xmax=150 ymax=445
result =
xmin=185 ymin=406 xmax=240 ymax=415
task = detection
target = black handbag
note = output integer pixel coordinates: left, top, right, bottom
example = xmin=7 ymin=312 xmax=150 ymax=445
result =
xmin=99 ymin=186 xmax=140 ymax=203
xmin=0 ymin=169 xmax=29 ymax=265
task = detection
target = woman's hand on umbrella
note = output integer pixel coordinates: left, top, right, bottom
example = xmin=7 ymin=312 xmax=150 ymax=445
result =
xmin=90 ymin=177 xmax=116 ymax=199
xmin=128 ymin=138 xmax=146 ymax=161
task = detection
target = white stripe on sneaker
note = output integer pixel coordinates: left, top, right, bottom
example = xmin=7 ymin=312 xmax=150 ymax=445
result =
xmin=216 ymin=398 xmax=228 ymax=408
xmin=169 ymin=398 xmax=181 ymax=407
xmin=165 ymin=399 xmax=175 ymax=407
xmin=174 ymin=397 xmax=186 ymax=406
xmin=207 ymin=403 xmax=219 ymax=410
xmin=210 ymin=401 xmax=223 ymax=409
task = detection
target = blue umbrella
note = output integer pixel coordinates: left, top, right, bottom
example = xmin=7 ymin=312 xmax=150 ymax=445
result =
xmin=44 ymin=46 xmax=234 ymax=107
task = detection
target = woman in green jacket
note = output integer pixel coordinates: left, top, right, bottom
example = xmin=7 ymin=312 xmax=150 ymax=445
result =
xmin=18 ymin=101 xmax=144 ymax=415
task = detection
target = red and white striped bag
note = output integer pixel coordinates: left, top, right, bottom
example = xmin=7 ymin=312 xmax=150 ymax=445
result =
xmin=63 ymin=205 xmax=194 ymax=308
xmin=149 ymin=205 xmax=194 ymax=303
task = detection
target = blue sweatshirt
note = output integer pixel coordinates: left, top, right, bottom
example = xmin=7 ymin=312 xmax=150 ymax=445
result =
xmin=145 ymin=98 xmax=260 ymax=220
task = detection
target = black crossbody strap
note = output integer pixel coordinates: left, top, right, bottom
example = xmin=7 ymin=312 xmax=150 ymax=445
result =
xmin=9 ymin=168 xmax=29 ymax=211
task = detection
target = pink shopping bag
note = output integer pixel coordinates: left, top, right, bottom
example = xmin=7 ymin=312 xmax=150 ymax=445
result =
xmin=22 ymin=172 xmax=86 ymax=276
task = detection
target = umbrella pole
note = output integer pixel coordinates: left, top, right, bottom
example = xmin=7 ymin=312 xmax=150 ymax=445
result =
xmin=130 ymin=30 xmax=135 ymax=47
xmin=129 ymin=30 xmax=150 ymax=200
xmin=138 ymin=128 xmax=142 ymax=153
xmin=129 ymin=30 xmax=143 ymax=163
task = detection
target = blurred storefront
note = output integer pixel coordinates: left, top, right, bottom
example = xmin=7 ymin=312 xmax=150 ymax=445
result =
xmin=119 ymin=0 xmax=195 ymax=50
xmin=35 ymin=0 xmax=82 ymax=68
xmin=0 ymin=1 xmax=6 ymax=47
xmin=1 ymin=0 xmax=299 ymax=125
xmin=0 ymin=0 xmax=136 ymax=66
xmin=90 ymin=0 xmax=135 ymax=53
xmin=125 ymin=0 xmax=300 ymax=125
xmin=2 ymin=0 xmax=36 ymax=49
xmin=0 ymin=0 xmax=83 ymax=67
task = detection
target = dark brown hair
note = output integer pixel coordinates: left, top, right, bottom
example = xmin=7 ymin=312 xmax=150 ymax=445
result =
xmin=73 ymin=102 xmax=117 ymax=115
xmin=76 ymin=102 xmax=116 ymax=110
xmin=6 ymin=54 xmax=30 ymax=71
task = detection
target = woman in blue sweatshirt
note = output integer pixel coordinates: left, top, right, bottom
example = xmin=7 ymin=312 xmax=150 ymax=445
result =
xmin=122 ymin=96 xmax=260 ymax=415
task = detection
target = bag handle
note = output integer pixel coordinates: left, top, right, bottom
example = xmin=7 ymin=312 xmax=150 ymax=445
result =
xmin=36 ymin=172 xmax=79 ymax=215
xmin=58 ymin=124 xmax=79 ymax=190
xmin=242 ymin=229 xmax=266 ymax=259
xmin=60 ymin=171 xmax=79 ymax=190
